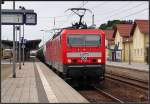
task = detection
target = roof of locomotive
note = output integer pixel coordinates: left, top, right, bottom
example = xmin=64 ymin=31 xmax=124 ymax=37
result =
xmin=61 ymin=29 xmax=105 ymax=35
xmin=51 ymin=28 xmax=105 ymax=40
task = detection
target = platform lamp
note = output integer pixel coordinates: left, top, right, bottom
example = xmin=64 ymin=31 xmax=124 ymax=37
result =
xmin=19 ymin=6 xmax=25 ymax=65
xmin=40 ymin=30 xmax=45 ymax=46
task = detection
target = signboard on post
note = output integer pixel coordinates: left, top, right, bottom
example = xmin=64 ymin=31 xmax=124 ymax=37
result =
xmin=116 ymin=51 xmax=121 ymax=61
xmin=25 ymin=13 xmax=37 ymax=25
xmin=1 ymin=9 xmax=37 ymax=25
xmin=1 ymin=12 xmax=24 ymax=25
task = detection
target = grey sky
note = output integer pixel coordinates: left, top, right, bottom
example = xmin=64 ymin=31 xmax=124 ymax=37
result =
xmin=1 ymin=1 xmax=149 ymax=46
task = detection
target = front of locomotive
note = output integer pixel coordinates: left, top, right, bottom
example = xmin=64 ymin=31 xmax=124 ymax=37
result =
xmin=61 ymin=29 xmax=105 ymax=81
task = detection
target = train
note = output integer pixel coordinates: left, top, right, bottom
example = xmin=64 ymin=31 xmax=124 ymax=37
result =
xmin=42 ymin=28 xmax=105 ymax=84
xmin=37 ymin=8 xmax=106 ymax=85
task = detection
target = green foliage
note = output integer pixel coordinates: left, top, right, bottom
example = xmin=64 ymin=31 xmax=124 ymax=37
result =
xmin=36 ymin=48 xmax=45 ymax=62
xmin=99 ymin=19 xmax=133 ymax=30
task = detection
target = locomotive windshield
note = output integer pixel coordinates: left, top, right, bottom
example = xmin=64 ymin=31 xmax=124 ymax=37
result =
xmin=67 ymin=34 xmax=100 ymax=47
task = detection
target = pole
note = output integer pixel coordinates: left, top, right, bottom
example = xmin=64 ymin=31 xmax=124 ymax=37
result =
xmin=92 ymin=14 xmax=94 ymax=26
xmin=12 ymin=1 xmax=16 ymax=78
xmin=22 ymin=25 xmax=24 ymax=65
xmin=43 ymin=32 xmax=44 ymax=46
xmin=19 ymin=26 xmax=21 ymax=69
xmin=0 ymin=1 xmax=2 ymax=75
xmin=15 ymin=26 xmax=17 ymax=62
xmin=54 ymin=17 xmax=55 ymax=27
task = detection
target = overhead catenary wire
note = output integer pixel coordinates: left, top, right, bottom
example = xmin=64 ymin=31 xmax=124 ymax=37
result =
xmin=119 ymin=8 xmax=148 ymax=19
xmin=69 ymin=1 xmax=88 ymax=21
xmin=93 ymin=2 xmax=131 ymax=16
xmin=38 ymin=14 xmax=70 ymax=19
xmin=107 ymin=2 xmax=146 ymax=18
xmin=83 ymin=2 xmax=130 ymax=25
xmin=57 ymin=2 xmax=148 ymax=28
xmin=39 ymin=2 xmax=148 ymax=29
xmin=95 ymin=2 xmax=147 ymax=22
xmin=90 ymin=1 xmax=107 ymax=10
xmin=58 ymin=2 xmax=90 ymax=28
xmin=95 ymin=7 xmax=148 ymax=26
xmin=79 ymin=1 xmax=88 ymax=8
xmin=39 ymin=2 xmax=89 ymax=27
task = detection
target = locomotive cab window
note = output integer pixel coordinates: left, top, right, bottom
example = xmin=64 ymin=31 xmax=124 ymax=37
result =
xmin=67 ymin=34 xmax=101 ymax=47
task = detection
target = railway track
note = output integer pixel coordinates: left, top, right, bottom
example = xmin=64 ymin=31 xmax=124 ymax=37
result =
xmin=93 ymin=86 xmax=124 ymax=103
xmin=78 ymin=72 xmax=148 ymax=103
xmin=105 ymin=73 xmax=148 ymax=91
xmin=78 ymin=86 xmax=124 ymax=103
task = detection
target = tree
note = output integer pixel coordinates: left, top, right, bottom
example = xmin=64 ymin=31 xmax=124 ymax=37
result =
xmin=99 ymin=19 xmax=133 ymax=30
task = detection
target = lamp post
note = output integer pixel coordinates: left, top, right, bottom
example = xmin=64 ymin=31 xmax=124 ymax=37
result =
xmin=40 ymin=30 xmax=54 ymax=46
xmin=12 ymin=1 xmax=16 ymax=78
xmin=18 ymin=26 xmax=21 ymax=69
xmin=40 ymin=30 xmax=45 ymax=46
xmin=19 ymin=6 xmax=25 ymax=65
xmin=16 ymin=26 xmax=20 ymax=62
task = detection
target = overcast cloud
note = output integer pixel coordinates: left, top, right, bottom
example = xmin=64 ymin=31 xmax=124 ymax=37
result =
xmin=1 ymin=1 xmax=149 ymax=46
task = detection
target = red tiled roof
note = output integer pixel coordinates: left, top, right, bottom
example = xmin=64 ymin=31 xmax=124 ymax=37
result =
xmin=134 ymin=20 xmax=149 ymax=34
xmin=103 ymin=30 xmax=114 ymax=40
xmin=115 ymin=24 xmax=134 ymax=37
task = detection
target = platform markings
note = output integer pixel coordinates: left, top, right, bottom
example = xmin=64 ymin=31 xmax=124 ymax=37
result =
xmin=36 ymin=64 xmax=58 ymax=103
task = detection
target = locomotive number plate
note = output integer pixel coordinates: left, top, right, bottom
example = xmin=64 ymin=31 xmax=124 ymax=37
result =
xmin=80 ymin=52 xmax=89 ymax=61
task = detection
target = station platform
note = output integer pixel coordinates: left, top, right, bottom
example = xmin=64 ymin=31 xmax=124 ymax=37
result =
xmin=106 ymin=61 xmax=149 ymax=72
xmin=1 ymin=60 xmax=89 ymax=103
xmin=106 ymin=61 xmax=149 ymax=83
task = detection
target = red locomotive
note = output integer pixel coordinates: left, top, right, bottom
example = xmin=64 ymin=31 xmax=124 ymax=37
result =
xmin=42 ymin=8 xmax=105 ymax=84
xmin=44 ymin=29 xmax=105 ymax=82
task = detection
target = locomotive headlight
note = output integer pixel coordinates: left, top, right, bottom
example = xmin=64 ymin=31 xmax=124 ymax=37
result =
xmin=67 ymin=59 xmax=71 ymax=63
xmin=97 ymin=59 xmax=101 ymax=63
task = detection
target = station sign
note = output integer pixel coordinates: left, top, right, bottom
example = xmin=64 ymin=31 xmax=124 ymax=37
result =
xmin=19 ymin=37 xmax=27 ymax=44
xmin=1 ymin=12 xmax=24 ymax=25
xmin=1 ymin=9 xmax=37 ymax=25
xmin=24 ymin=13 xmax=37 ymax=25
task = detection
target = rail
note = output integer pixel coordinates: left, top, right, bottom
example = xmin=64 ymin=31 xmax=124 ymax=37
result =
xmin=105 ymin=73 xmax=148 ymax=90
xmin=93 ymin=86 xmax=124 ymax=103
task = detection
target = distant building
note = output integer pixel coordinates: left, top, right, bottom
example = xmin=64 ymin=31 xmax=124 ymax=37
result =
xmin=113 ymin=24 xmax=134 ymax=62
xmin=1 ymin=39 xmax=41 ymax=60
xmin=1 ymin=40 xmax=13 ymax=58
xmin=103 ymin=30 xmax=115 ymax=61
xmin=105 ymin=19 xmax=149 ymax=64
xmin=131 ymin=20 xmax=149 ymax=63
